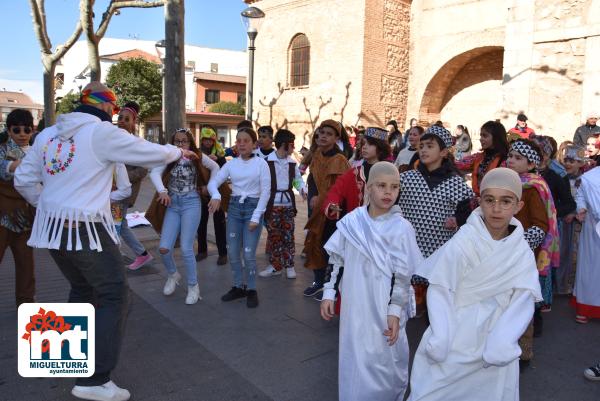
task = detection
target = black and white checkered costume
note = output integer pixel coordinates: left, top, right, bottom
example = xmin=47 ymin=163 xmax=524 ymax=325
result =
xmin=398 ymin=169 xmax=474 ymax=258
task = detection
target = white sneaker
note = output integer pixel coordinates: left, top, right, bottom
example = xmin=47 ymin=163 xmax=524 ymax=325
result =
xmin=71 ymin=380 xmax=131 ymax=401
xmin=185 ymin=284 xmax=202 ymax=305
xmin=259 ymin=265 xmax=282 ymax=277
xmin=286 ymin=267 xmax=297 ymax=279
xmin=163 ymin=271 xmax=181 ymax=296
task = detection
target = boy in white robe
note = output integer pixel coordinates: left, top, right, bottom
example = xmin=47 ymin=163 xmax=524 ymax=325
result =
xmin=408 ymin=168 xmax=542 ymax=401
xmin=320 ymin=161 xmax=423 ymax=401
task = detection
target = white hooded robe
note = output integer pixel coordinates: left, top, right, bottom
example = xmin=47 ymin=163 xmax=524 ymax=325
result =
xmin=408 ymin=208 xmax=542 ymax=401
xmin=323 ymin=205 xmax=423 ymax=401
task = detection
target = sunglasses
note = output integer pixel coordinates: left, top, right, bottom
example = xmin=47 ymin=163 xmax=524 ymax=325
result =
xmin=11 ymin=127 xmax=33 ymax=135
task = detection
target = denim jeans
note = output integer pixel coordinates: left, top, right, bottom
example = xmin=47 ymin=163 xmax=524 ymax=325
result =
xmin=159 ymin=192 xmax=201 ymax=286
xmin=49 ymin=224 xmax=129 ymax=386
xmin=119 ymin=205 xmax=146 ymax=256
xmin=227 ymin=196 xmax=263 ymax=290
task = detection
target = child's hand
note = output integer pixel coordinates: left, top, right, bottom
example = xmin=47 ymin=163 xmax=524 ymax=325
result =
xmin=320 ymin=299 xmax=335 ymax=321
xmin=158 ymin=192 xmax=171 ymax=207
xmin=327 ymin=203 xmax=342 ymax=219
xmin=384 ymin=315 xmax=400 ymax=346
xmin=576 ymin=209 xmax=587 ymax=222
xmin=564 ymin=213 xmax=576 ymax=224
xmin=208 ymin=199 xmax=221 ymax=214
xmin=248 ymin=222 xmax=259 ymax=232
xmin=444 ymin=217 xmax=457 ymax=230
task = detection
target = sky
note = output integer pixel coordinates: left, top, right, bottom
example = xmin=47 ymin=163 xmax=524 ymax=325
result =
xmin=0 ymin=0 xmax=248 ymax=103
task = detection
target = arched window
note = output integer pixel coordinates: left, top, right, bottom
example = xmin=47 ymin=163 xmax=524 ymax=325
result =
xmin=289 ymin=34 xmax=310 ymax=87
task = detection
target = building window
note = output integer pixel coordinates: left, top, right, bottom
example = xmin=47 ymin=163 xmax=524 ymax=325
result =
xmin=237 ymin=92 xmax=246 ymax=105
xmin=205 ymin=90 xmax=220 ymax=104
xmin=211 ymin=63 xmax=218 ymax=73
xmin=289 ymin=34 xmax=310 ymax=87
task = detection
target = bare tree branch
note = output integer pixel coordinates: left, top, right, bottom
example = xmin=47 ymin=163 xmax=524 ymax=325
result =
xmin=29 ymin=0 xmax=51 ymax=53
xmin=80 ymin=0 xmax=95 ymax=44
xmin=97 ymin=0 xmax=164 ymax=39
xmin=52 ymin=22 xmax=83 ymax=62
xmin=82 ymin=0 xmax=164 ymax=81
xmin=30 ymin=0 xmax=84 ymax=124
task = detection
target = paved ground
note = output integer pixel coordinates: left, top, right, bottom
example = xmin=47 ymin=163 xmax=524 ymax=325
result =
xmin=1 ymin=178 xmax=599 ymax=401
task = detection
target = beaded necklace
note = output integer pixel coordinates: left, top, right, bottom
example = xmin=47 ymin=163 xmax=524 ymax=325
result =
xmin=43 ymin=137 xmax=76 ymax=175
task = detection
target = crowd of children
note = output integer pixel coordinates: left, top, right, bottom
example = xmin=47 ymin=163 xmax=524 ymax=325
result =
xmin=4 ymin=87 xmax=600 ymax=401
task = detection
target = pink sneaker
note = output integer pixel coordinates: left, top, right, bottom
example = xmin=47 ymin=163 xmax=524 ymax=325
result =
xmin=127 ymin=254 xmax=154 ymax=271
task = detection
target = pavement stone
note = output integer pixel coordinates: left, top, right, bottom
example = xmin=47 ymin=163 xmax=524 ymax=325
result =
xmin=1 ymin=178 xmax=599 ymax=401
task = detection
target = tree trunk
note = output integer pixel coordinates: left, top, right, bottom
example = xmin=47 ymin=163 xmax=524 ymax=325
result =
xmin=42 ymin=62 xmax=56 ymax=125
xmin=88 ymin=37 xmax=101 ymax=81
xmin=164 ymin=0 xmax=186 ymax=142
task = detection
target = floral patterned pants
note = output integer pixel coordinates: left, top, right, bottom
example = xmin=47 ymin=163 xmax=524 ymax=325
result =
xmin=266 ymin=207 xmax=296 ymax=271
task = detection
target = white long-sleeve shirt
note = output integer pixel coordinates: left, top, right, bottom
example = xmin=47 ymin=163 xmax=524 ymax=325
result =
xmin=149 ymin=153 xmax=220 ymax=197
xmin=208 ymin=155 xmax=271 ymax=223
xmin=110 ymin=163 xmax=132 ymax=202
xmin=266 ymin=151 xmax=305 ymax=207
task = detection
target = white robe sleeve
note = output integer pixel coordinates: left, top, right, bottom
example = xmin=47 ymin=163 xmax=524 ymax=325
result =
xmin=149 ymin=165 xmax=167 ymax=193
xmin=110 ymin=163 xmax=132 ymax=201
xmin=389 ymin=224 xmax=424 ymax=319
xmin=323 ymin=230 xmax=345 ymax=301
xmin=482 ymin=289 xmax=534 ymax=367
xmin=424 ymin=285 xmax=455 ymax=363
xmin=14 ymin=134 xmax=45 ymax=206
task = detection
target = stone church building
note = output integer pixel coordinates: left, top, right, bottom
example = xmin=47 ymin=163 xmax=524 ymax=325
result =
xmin=245 ymin=0 xmax=600 ymax=147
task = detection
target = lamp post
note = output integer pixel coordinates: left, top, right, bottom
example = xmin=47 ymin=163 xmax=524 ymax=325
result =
xmin=155 ymin=39 xmax=166 ymax=144
xmin=241 ymin=6 xmax=265 ymax=122
xmin=74 ymin=73 xmax=88 ymax=94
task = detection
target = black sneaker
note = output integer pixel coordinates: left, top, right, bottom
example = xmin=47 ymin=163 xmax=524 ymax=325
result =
xmin=221 ymin=286 xmax=246 ymax=302
xmin=313 ymin=291 xmax=323 ymax=302
xmin=303 ymin=282 xmax=323 ymax=297
xmin=246 ymin=290 xmax=259 ymax=308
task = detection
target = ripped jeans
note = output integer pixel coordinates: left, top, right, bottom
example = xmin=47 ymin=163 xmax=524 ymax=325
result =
xmin=226 ymin=196 xmax=263 ymax=290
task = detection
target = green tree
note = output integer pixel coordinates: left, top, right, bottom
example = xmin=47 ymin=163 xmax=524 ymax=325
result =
xmin=105 ymin=57 xmax=162 ymax=121
xmin=208 ymin=101 xmax=245 ymax=116
xmin=56 ymin=92 xmax=81 ymax=115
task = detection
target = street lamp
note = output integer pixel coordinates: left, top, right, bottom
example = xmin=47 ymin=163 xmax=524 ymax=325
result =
xmin=155 ymin=39 xmax=166 ymax=144
xmin=241 ymin=6 xmax=265 ymax=122
xmin=74 ymin=73 xmax=88 ymax=93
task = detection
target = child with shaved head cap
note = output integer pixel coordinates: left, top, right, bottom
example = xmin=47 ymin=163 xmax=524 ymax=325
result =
xmin=408 ymin=167 xmax=542 ymax=401
xmin=321 ymin=161 xmax=422 ymax=401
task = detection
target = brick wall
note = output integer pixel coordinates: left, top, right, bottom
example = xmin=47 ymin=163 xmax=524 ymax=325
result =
xmin=360 ymin=0 xmax=411 ymax=128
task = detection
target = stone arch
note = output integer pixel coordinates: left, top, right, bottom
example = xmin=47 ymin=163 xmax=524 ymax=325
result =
xmin=418 ymin=46 xmax=504 ymax=125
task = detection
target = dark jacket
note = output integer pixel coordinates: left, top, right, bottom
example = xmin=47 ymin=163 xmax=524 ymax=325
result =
xmin=573 ymin=123 xmax=600 ymax=147
xmin=541 ymin=168 xmax=576 ymax=218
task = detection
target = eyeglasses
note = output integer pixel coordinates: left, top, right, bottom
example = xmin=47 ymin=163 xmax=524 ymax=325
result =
xmin=480 ymin=196 xmax=517 ymax=210
xmin=174 ymin=140 xmax=190 ymax=145
xmin=10 ymin=127 xmax=32 ymax=135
